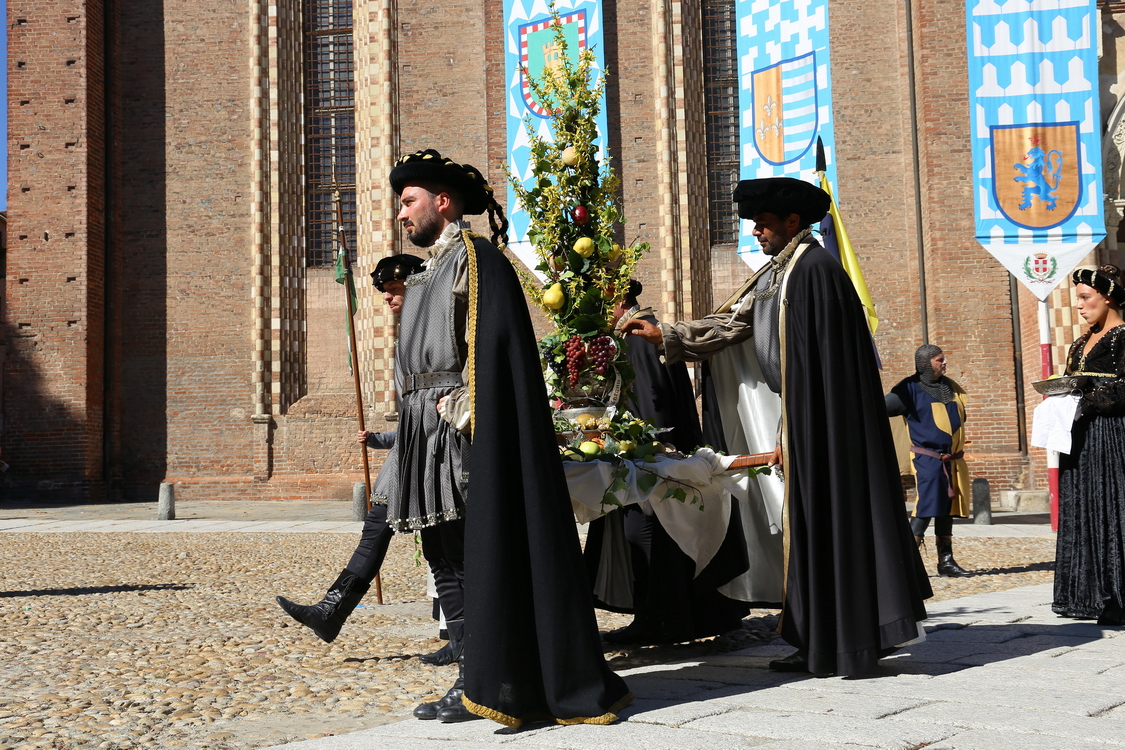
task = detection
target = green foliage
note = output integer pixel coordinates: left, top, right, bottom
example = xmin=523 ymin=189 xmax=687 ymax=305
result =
xmin=508 ymin=3 xmax=650 ymax=405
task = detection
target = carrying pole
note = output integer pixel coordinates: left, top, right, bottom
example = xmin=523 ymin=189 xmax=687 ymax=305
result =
xmin=335 ymin=189 xmax=384 ymax=604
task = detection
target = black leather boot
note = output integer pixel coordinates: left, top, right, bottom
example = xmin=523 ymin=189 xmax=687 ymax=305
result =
xmin=437 ymin=658 xmax=481 ymax=723
xmin=935 ymin=536 xmax=970 ymax=578
xmin=768 ymin=648 xmax=809 ymax=672
xmin=419 ymin=617 xmax=463 ymax=666
xmin=413 ymin=620 xmax=469 ymax=720
xmin=276 ymin=569 xmax=370 ymax=643
xmin=419 ymin=642 xmax=455 ymax=666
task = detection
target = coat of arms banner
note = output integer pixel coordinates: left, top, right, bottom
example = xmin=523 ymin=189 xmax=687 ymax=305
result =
xmin=968 ymin=0 xmax=1105 ymax=300
xmin=504 ymin=0 xmax=608 ymax=274
xmin=736 ymin=0 xmax=839 ymax=271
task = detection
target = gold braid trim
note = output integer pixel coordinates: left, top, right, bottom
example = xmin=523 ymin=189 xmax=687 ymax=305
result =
xmin=464 ymin=230 xmax=480 ymax=441
xmin=462 ymin=694 xmax=521 ymax=728
xmin=461 ymin=692 xmax=634 ymax=728
xmin=775 ymin=240 xmax=812 ymax=635
xmin=554 ymin=692 xmax=635 ymax=725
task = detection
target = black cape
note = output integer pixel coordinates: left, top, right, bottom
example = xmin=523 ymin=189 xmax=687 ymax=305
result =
xmin=461 ymin=237 xmax=632 ymax=726
xmin=776 ymin=242 xmax=931 ymax=676
xmin=583 ymin=311 xmax=751 ymax=642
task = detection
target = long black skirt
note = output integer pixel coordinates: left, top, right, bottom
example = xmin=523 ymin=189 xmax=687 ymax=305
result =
xmin=1053 ymin=413 xmax=1125 ymax=619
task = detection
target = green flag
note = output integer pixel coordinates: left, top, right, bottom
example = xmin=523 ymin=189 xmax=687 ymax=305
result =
xmin=335 ymin=249 xmax=359 ymax=371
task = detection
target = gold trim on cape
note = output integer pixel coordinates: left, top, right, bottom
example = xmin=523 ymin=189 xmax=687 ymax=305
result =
xmin=462 ymin=692 xmax=635 ymax=729
xmin=464 ymin=229 xmax=480 ymax=441
xmin=774 ymin=240 xmax=813 ymax=634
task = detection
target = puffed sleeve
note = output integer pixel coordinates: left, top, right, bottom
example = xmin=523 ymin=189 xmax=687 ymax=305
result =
xmin=1079 ymin=330 xmax=1125 ymax=416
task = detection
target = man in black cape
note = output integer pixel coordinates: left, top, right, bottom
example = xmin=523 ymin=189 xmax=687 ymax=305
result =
xmin=385 ymin=149 xmax=631 ymax=726
xmin=623 ymin=177 xmax=931 ymax=676
xmin=583 ymin=280 xmax=752 ymax=645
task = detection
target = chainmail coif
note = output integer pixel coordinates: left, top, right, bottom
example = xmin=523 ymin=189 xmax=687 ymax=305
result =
xmin=915 ymin=344 xmax=954 ymax=403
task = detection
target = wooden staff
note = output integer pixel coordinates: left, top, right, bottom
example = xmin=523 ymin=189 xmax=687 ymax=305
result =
xmin=334 ymin=188 xmax=383 ymax=605
xmin=727 ymin=452 xmax=776 ymax=469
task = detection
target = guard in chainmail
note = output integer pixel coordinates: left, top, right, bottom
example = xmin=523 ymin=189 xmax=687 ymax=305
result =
xmin=888 ymin=344 xmax=972 ymax=577
xmin=914 ymin=344 xmax=954 ymax=403
xmin=621 ymin=176 xmax=932 ymax=678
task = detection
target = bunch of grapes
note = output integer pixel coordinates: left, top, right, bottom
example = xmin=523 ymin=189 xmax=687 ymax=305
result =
xmin=565 ymin=335 xmax=586 ymax=388
xmin=588 ymin=335 xmax=616 ymax=376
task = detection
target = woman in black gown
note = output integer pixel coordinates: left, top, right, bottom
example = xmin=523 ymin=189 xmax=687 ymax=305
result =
xmin=1054 ymin=264 xmax=1125 ymax=626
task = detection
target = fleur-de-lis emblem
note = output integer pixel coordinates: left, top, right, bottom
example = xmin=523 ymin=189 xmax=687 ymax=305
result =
xmin=762 ymin=95 xmax=777 ymax=119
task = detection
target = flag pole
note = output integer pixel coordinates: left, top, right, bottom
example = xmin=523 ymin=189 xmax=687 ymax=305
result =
xmin=334 ymin=188 xmax=383 ymax=604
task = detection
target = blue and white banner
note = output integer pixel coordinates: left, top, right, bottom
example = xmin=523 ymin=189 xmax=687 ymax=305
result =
xmin=737 ymin=0 xmax=838 ymax=270
xmin=504 ymin=0 xmax=609 ymax=274
xmin=968 ymin=0 xmax=1104 ymax=300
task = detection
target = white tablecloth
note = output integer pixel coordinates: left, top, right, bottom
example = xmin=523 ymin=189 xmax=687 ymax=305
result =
xmin=562 ymin=447 xmax=777 ymax=576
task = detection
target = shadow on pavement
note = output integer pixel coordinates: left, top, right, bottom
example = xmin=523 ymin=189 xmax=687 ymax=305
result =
xmin=0 ymin=583 xmax=191 ymax=598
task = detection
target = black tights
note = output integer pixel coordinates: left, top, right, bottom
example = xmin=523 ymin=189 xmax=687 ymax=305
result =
xmin=345 ymin=503 xmax=395 ymax=583
xmin=910 ymin=515 xmax=953 ymax=537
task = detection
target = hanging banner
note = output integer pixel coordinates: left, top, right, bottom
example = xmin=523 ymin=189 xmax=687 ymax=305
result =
xmin=504 ymin=0 xmax=609 ymax=275
xmin=968 ymin=0 xmax=1104 ymax=300
xmin=736 ymin=0 xmax=838 ymax=270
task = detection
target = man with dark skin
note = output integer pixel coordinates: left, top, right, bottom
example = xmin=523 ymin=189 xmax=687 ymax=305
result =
xmin=621 ymin=177 xmax=930 ymax=677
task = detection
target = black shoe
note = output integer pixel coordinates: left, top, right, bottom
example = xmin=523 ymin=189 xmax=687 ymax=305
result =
xmin=603 ymin=622 xmax=663 ymax=646
xmin=438 ymin=701 xmax=482 ymax=723
xmin=768 ymin=649 xmax=809 ymax=672
xmin=414 ymin=655 xmax=467 ymax=720
xmin=419 ymin=641 xmax=455 ymax=666
xmin=935 ymin=536 xmax=971 ymax=578
xmin=276 ymin=569 xmax=370 ymax=643
xmin=1097 ymin=603 xmax=1124 ymax=626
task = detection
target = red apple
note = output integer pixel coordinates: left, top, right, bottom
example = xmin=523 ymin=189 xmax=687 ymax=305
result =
xmin=572 ymin=205 xmax=589 ymax=225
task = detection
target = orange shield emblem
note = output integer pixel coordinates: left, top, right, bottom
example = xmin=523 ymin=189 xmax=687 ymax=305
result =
xmin=991 ymin=123 xmax=1081 ymax=229
xmin=751 ymin=53 xmax=818 ymax=166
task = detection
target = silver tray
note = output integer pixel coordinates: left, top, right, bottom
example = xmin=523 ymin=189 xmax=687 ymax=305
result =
xmin=1031 ymin=376 xmax=1090 ymax=396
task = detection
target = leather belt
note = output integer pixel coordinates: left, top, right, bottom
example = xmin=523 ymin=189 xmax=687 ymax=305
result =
xmin=910 ymin=446 xmax=964 ymax=498
xmin=405 ymin=371 xmax=463 ymax=394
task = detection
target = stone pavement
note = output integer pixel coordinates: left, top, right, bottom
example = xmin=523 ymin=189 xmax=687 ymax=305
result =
xmin=0 ymin=499 xmax=1053 ymax=538
xmin=265 ymin=582 xmax=1125 ymax=750
xmin=0 ymin=499 xmax=1089 ymax=750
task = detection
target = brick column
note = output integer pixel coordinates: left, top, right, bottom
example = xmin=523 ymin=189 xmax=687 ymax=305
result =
xmin=4 ymin=3 xmax=107 ymax=500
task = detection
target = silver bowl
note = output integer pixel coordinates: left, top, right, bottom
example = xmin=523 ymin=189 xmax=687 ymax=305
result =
xmin=1031 ymin=376 xmax=1090 ymax=396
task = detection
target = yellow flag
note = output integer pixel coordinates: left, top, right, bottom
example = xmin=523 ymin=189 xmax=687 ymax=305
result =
xmin=819 ymin=172 xmax=879 ymax=334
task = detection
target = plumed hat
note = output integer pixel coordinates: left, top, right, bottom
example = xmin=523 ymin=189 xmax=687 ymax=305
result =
xmin=371 ymin=253 xmax=425 ymax=291
xmin=1072 ymin=265 xmax=1125 ymax=306
xmin=389 ymin=149 xmax=494 ymax=215
xmin=732 ymin=177 xmax=831 ymax=227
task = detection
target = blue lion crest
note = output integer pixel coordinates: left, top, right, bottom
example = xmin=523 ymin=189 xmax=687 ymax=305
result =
xmin=1013 ymin=141 xmax=1063 ymax=211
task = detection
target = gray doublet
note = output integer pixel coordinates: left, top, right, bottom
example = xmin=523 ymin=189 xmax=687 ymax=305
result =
xmin=379 ymin=239 xmax=471 ymax=532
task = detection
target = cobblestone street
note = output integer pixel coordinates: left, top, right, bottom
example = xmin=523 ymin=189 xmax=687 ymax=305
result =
xmin=0 ymin=503 xmax=1057 ymax=750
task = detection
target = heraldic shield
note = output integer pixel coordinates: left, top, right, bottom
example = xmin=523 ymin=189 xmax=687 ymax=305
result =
xmin=751 ymin=52 xmax=819 ymax=166
xmin=991 ymin=122 xmax=1081 ymax=230
xmin=519 ymin=11 xmax=587 ymax=118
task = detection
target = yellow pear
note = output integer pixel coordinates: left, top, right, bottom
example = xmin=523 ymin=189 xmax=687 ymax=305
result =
xmin=573 ymin=237 xmax=596 ymax=258
xmin=542 ymin=283 xmax=565 ymax=310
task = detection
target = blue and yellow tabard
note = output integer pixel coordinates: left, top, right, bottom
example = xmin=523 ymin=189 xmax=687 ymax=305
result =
xmin=891 ymin=377 xmax=970 ymax=518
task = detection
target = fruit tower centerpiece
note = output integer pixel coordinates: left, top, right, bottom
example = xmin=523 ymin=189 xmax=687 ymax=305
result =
xmin=509 ymin=13 xmax=653 ymax=459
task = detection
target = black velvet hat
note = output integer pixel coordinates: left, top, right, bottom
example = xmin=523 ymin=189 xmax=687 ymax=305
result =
xmin=732 ymin=177 xmax=831 ymax=227
xmin=389 ymin=149 xmax=494 ymax=215
xmin=1072 ymin=265 xmax=1125 ymax=306
xmin=371 ymin=253 xmax=426 ymax=291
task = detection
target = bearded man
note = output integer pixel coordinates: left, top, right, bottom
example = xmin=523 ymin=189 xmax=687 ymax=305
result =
xmin=623 ymin=177 xmax=931 ymax=677
xmin=384 ymin=149 xmax=631 ymax=726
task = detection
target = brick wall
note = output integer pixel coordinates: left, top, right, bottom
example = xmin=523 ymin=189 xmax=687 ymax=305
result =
xmin=12 ymin=0 xmax=1115 ymax=501
xmin=4 ymin=2 xmax=106 ymax=499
